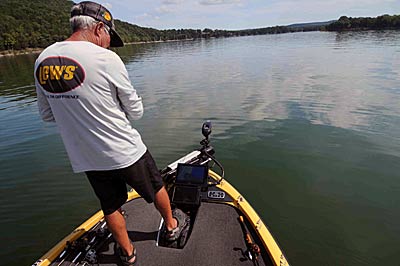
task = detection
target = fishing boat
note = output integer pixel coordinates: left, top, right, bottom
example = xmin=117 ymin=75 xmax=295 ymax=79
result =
xmin=32 ymin=122 xmax=290 ymax=266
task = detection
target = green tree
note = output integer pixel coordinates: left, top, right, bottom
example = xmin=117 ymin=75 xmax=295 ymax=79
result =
xmin=2 ymin=33 xmax=16 ymax=50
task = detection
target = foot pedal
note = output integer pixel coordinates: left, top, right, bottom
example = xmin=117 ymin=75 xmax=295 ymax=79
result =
xmin=158 ymin=211 xmax=191 ymax=249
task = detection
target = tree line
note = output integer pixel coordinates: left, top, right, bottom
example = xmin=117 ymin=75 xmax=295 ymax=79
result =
xmin=0 ymin=0 xmax=71 ymax=50
xmin=1 ymin=0 xmax=399 ymax=51
xmin=325 ymin=15 xmax=400 ymax=31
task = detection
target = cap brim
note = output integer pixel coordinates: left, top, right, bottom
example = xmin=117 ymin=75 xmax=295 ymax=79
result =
xmin=110 ymin=29 xmax=124 ymax=47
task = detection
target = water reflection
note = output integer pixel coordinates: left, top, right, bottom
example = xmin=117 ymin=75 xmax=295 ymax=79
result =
xmin=0 ymin=54 xmax=38 ymax=109
xmin=214 ymin=119 xmax=400 ymax=266
xmin=115 ymin=32 xmax=400 ymax=149
xmin=1 ymin=32 xmax=399 ymax=151
xmin=1 ymin=31 xmax=400 ymax=266
xmin=334 ymin=30 xmax=400 ymax=46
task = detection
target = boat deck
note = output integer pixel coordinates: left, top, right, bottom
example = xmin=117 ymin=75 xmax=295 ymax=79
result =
xmin=52 ymin=198 xmax=273 ymax=266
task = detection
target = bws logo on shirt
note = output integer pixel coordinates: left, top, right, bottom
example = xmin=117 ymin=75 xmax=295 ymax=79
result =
xmin=36 ymin=56 xmax=85 ymax=93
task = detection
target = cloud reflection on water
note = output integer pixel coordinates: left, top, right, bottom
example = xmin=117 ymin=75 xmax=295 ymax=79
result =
xmin=1 ymin=31 xmax=399 ymax=154
xmin=120 ymin=32 xmax=400 ymax=143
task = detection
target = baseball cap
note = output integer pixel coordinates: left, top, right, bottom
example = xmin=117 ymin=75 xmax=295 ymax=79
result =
xmin=71 ymin=1 xmax=124 ymax=47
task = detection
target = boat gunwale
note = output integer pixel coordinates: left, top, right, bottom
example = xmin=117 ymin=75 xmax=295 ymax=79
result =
xmin=34 ymin=170 xmax=289 ymax=266
xmin=208 ymin=170 xmax=290 ymax=266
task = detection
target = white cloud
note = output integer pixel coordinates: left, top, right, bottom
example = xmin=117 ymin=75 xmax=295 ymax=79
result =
xmin=199 ymin=0 xmax=242 ymax=5
xmin=134 ymin=13 xmax=152 ymax=21
xmin=102 ymin=2 xmax=113 ymax=9
xmin=162 ymin=0 xmax=183 ymax=4
xmin=156 ymin=5 xmax=176 ymax=14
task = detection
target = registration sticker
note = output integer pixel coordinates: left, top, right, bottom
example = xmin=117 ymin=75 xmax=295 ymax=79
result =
xmin=208 ymin=190 xmax=225 ymax=199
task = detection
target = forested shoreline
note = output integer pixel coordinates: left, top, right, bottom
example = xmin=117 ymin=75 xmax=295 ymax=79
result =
xmin=326 ymin=15 xmax=400 ymax=31
xmin=1 ymin=0 xmax=399 ymax=53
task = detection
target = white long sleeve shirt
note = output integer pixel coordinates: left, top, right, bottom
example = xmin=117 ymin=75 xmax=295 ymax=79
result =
xmin=34 ymin=41 xmax=147 ymax=173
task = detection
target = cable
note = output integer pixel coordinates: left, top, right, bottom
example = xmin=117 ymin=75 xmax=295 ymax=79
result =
xmin=203 ymin=148 xmax=224 ymax=184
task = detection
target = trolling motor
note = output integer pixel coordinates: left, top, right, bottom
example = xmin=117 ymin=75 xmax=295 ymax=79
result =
xmin=201 ymin=120 xmax=212 ymax=147
xmin=199 ymin=121 xmax=225 ymax=184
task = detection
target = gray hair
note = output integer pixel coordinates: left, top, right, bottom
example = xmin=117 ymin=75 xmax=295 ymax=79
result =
xmin=70 ymin=5 xmax=98 ymax=32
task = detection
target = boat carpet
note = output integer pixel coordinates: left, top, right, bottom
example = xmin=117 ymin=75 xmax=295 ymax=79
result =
xmin=53 ymin=198 xmax=273 ymax=266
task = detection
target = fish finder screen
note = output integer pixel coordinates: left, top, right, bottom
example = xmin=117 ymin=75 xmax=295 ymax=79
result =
xmin=175 ymin=164 xmax=208 ymax=185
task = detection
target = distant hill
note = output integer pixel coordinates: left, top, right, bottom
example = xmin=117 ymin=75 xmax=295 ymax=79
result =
xmin=288 ymin=20 xmax=336 ymax=29
xmin=0 ymin=0 xmax=71 ymax=50
xmin=0 ymin=0 xmax=181 ymax=51
xmin=0 ymin=0 xmax=399 ymax=52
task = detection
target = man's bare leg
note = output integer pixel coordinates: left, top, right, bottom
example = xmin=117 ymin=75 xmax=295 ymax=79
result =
xmin=105 ymin=210 xmax=136 ymax=263
xmin=154 ymin=186 xmax=177 ymax=231
xmin=106 ymin=187 xmax=175 ymax=263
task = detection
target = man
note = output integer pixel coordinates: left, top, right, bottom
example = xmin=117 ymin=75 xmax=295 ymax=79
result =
xmin=34 ymin=2 xmax=184 ymax=265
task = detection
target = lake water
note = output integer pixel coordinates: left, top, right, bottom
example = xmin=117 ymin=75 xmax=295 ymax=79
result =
xmin=1 ymin=31 xmax=399 ymax=265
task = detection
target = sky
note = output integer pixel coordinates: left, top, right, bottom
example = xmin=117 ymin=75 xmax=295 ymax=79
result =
xmin=97 ymin=0 xmax=400 ymax=30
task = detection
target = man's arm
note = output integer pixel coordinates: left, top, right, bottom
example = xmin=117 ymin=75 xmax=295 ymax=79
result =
xmin=108 ymin=54 xmax=143 ymax=121
xmin=36 ymin=86 xmax=55 ymax=122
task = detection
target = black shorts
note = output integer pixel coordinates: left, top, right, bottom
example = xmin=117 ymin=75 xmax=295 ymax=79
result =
xmin=85 ymin=150 xmax=164 ymax=215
